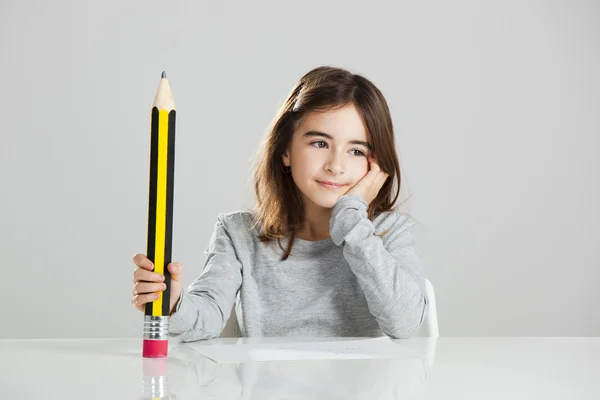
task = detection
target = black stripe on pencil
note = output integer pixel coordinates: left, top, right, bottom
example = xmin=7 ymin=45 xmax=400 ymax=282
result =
xmin=162 ymin=110 xmax=176 ymax=316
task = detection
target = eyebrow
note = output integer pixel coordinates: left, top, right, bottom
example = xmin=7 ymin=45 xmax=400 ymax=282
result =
xmin=302 ymin=130 xmax=372 ymax=150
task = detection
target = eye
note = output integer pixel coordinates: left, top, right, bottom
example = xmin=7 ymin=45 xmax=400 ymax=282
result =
xmin=310 ymin=141 xmax=366 ymax=157
xmin=310 ymin=141 xmax=328 ymax=148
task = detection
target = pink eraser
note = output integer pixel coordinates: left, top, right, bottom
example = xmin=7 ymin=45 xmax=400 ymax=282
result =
xmin=143 ymin=339 xmax=168 ymax=358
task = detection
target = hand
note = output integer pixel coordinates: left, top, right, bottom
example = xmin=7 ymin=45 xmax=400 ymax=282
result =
xmin=344 ymin=155 xmax=389 ymax=206
xmin=131 ymin=253 xmax=183 ymax=315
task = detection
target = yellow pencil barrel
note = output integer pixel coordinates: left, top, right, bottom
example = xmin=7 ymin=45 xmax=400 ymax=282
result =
xmin=145 ymin=106 xmax=176 ymax=317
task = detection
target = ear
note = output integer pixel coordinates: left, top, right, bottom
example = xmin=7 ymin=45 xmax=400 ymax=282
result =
xmin=281 ymin=150 xmax=290 ymax=167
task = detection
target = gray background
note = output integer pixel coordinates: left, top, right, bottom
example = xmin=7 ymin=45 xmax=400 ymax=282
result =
xmin=1 ymin=0 xmax=598 ymax=339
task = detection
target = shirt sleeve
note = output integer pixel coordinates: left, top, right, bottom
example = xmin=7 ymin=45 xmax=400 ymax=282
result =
xmin=329 ymin=194 xmax=428 ymax=339
xmin=167 ymin=213 xmax=243 ymax=342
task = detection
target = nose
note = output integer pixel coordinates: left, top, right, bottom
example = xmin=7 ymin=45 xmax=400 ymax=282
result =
xmin=324 ymin=150 xmax=346 ymax=175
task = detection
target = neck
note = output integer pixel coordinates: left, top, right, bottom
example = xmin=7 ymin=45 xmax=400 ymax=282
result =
xmin=296 ymin=201 xmax=332 ymax=242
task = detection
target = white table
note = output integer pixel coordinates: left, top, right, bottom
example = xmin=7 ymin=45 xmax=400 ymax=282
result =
xmin=0 ymin=337 xmax=598 ymax=399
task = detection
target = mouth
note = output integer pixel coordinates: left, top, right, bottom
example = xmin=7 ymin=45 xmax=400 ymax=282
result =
xmin=317 ymin=180 xmax=346 ymax=189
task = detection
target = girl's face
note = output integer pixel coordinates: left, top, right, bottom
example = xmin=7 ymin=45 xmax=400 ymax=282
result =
xmin=282 ymin=104 xmax=372 ymax=210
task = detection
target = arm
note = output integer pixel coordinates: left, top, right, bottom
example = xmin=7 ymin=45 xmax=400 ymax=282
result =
xmin=329 ymin=194 xmax=428 ymax=339
xmin=168 ymin=213 xmax=243 ymax=342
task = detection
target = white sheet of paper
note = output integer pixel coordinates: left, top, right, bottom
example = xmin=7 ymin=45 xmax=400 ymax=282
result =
xmin=187 ymin=337 xmax=421 ymax=363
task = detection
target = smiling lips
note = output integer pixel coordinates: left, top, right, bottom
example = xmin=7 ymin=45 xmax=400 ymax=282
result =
xmin=317 ymin=180 xmax=345 ymax=188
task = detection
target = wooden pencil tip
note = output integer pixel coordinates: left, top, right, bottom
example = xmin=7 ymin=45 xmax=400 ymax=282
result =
xmin=161 ymin=71 xmax=166 ymax=79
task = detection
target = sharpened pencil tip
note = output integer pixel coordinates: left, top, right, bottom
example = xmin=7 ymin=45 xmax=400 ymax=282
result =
xmin=161 ymin=71 xmax=166 ymax=79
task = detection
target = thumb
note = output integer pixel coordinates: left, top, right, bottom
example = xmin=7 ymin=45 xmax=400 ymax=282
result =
xmin=167 ymin=262 xmax=183 ymax=282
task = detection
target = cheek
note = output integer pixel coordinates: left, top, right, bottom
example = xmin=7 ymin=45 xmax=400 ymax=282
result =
xmin=294 ymin=149 xmax=322 ymax=170
xmin=290 ymin=155 xmax=317 ymax=180
xmin=350 ymin=160 xmax=370 ymax=179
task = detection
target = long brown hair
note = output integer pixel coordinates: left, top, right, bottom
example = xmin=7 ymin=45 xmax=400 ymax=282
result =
xmin=250 ymin=66 xmax=405 ymax=260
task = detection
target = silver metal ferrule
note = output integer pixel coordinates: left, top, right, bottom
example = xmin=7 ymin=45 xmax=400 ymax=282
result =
xmin=143 ymin=375 xmax=168 ymax=398
xmin=143 ymin=315 xmax=169 ymax=340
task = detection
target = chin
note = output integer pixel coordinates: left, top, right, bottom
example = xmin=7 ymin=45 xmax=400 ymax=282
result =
xmin=295 ymin=180 xmax=348 ymax=209
xmin=314 ymin=198 xmax=338 ymax=209
xmin=303 ymin=191 xmax=342 ymax=210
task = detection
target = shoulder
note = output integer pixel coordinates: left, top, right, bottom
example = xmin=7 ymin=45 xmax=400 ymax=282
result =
xmin=203 ymin=209 xmax=259 ymax=255
xmin=213 ymin=209 xmax=258 ymax=236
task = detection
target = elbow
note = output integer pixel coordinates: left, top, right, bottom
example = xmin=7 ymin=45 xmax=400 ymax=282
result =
xmin=383 ymin=294 xmax=428 ymax=339
xmin=167 ymin=293 xmax=226 ymax=342
xmin=179 ymin=330 xmax=220 ymax=343
xmin=175 ymin=321 xmax=222 ymax=343
xmin=383 ymin=323 xmax=421 ymax=339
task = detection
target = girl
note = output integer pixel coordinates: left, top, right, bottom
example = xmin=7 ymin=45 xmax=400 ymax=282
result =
xmin=131 ymin=66 xmax=428 ymax=341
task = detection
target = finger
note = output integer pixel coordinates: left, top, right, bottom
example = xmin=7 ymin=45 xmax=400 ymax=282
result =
xmin=375 ymin=170 xmax=388 ymax=185
xmin=376 ymin=170 xmax=389 ymax=181
xmin=369 ymin=158 xmax=381 ymax=173
xmin=365 ymin=167 xmax=381 ymax=183
xmin=132 ymin=292 xmax=160 ymax=308
xmin=133 ymin=253 xmax=154 ymax=270
xmin=374 ymin=177 xmax=387 ymax=192
xmin=133 ymin=281 xmax=167 ymax=295
xmin=365 ymin=156 xmax=377 ymax=173
xmin=168 ymin=262 xmax=183 ymax=281
xmin=134 ymin=268 xmax=165 ymax=283
xmin=367 ymin=159 xmax=385 ymax=177
xmin=131 ymin=296 xmax=147 ymax=312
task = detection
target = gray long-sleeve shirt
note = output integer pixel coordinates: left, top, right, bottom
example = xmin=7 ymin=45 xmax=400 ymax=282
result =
xmin=168 ymin=194 xmax=428 ymax=341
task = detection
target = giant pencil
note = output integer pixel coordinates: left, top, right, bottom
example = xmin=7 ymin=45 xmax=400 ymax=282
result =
xmin=143 ymin=71 xmax=176 ymax=358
